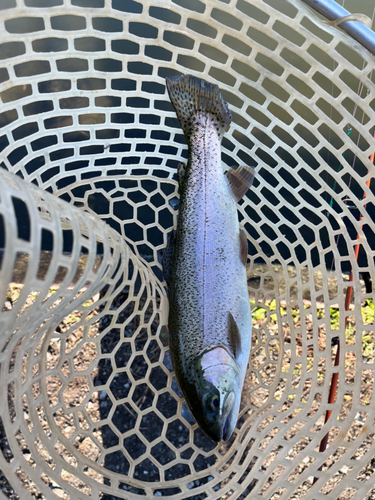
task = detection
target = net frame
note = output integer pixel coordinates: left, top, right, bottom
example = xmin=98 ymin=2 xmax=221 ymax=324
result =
xmin=0 ymin=0 xmax=374 ymax=499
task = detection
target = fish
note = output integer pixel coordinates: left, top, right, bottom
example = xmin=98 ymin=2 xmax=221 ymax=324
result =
xmin=163 ymin=74 xmax=255 ymax=442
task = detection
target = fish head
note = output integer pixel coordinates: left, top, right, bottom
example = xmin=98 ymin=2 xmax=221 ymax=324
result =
xmin=187 ymin=347 xmax=242 ymax=442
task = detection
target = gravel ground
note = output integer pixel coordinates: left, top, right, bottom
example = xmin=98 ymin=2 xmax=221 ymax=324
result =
xmin=1 ymin=282 xmax=374 ymax=499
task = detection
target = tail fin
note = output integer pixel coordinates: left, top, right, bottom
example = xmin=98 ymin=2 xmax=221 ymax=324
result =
xmin=166 ymin=74 xmax=232 ymax=139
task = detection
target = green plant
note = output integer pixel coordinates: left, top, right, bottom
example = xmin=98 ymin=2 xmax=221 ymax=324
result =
xmin=252 ymin=306 xmax=267 ymax=322
xmin=362 ymin=299 xmax=374 ymax=325
xmin=330 ymin=307 xmax=340 ymax=331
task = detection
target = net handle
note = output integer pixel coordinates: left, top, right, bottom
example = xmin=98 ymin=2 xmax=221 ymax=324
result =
xmin=300 ymin=0 xmax=375 ymax=54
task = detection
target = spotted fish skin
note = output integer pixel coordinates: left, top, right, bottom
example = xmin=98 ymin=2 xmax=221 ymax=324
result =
xmin=165 ymin=74 xmax=253 ymax=442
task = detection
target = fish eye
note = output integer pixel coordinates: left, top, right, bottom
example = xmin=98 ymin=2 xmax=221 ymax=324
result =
xmin=204 ymin=394 xmax=219 ymax=412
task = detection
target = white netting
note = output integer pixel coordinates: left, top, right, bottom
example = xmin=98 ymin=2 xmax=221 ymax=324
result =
xmin=0 ymin=0 xmax=374 ymax=499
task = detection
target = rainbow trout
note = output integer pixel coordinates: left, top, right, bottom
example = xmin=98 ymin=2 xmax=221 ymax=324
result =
xmin=164 ymin=74 xmax=254 ymax=442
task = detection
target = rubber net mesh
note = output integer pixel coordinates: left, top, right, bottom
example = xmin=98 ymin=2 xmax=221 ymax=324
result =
xmin=0 ymin=0 xmax=374 ymax=499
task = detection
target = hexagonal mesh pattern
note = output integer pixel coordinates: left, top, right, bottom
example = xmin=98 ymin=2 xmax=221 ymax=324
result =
xmin=0 ymin=0 xmax=374 ymax=499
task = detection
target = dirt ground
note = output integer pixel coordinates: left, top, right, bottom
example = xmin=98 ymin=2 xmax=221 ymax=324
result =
xmin=0 ymin=281 xmax=374 ymax=499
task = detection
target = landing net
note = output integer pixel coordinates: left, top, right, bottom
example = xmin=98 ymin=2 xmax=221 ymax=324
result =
xmin=0 ymin=0 xmax=374 ymax=499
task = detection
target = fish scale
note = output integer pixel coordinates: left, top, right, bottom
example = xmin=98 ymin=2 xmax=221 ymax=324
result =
xmin=169 ymin=104 xmax=248 ymax=360
xmin=165 ymin=74 xmax=254 ymax=441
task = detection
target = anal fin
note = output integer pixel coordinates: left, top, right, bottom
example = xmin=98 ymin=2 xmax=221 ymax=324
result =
xmin=177 ymin=162 xmax=186 ymax=190
xmin=162 ymin=229 xmax=176 ymax=285
xmin=160 ymin=325 xmax=170 ymax=347
xmin=226 ymin=166 xmax=255 ymax=202
xmin=240 ymin=228 xmax=248 ymax=266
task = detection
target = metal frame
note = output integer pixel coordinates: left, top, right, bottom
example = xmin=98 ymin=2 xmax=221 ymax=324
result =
xmin=300 ymin=0 xmax=375 ymax=55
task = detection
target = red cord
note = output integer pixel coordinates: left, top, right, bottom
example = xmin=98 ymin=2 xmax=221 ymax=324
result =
xmin=314 ymin=142 xmax=374 ymax=482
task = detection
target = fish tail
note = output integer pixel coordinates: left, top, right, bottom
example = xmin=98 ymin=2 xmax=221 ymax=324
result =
xmin=166 ymin=74 xmax=232 ymax=138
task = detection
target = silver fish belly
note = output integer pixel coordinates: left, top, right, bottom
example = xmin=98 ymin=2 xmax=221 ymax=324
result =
xmin=165 ymin=74 xmax=254 ymax=441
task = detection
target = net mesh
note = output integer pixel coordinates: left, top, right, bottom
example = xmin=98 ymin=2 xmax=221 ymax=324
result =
xmin=0 ymin=0 xmax=374 ymax=498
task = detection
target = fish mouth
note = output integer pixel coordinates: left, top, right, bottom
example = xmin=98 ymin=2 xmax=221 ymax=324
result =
xmin=197 ymin=389 xmax=236 ymax=442
xmin=222 ymin=409 xmax=234 ymax=441
xmin=206 ymin=391 xmax=236 ymax=442
xmin=221 ymin=391 xmax=236 ymax=441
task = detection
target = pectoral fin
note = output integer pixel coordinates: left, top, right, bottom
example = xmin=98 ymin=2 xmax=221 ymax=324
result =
xmin=226 ymin=166 xmax=255 ymax=202
xmin=228 ymin=312 xmax=242 ymax=359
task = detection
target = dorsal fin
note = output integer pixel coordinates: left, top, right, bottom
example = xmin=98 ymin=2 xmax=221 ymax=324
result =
xmin=226 ymin=166 xmax=255 ymax=202
xmin=228 ymin=312 xmax=241 ymax=359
